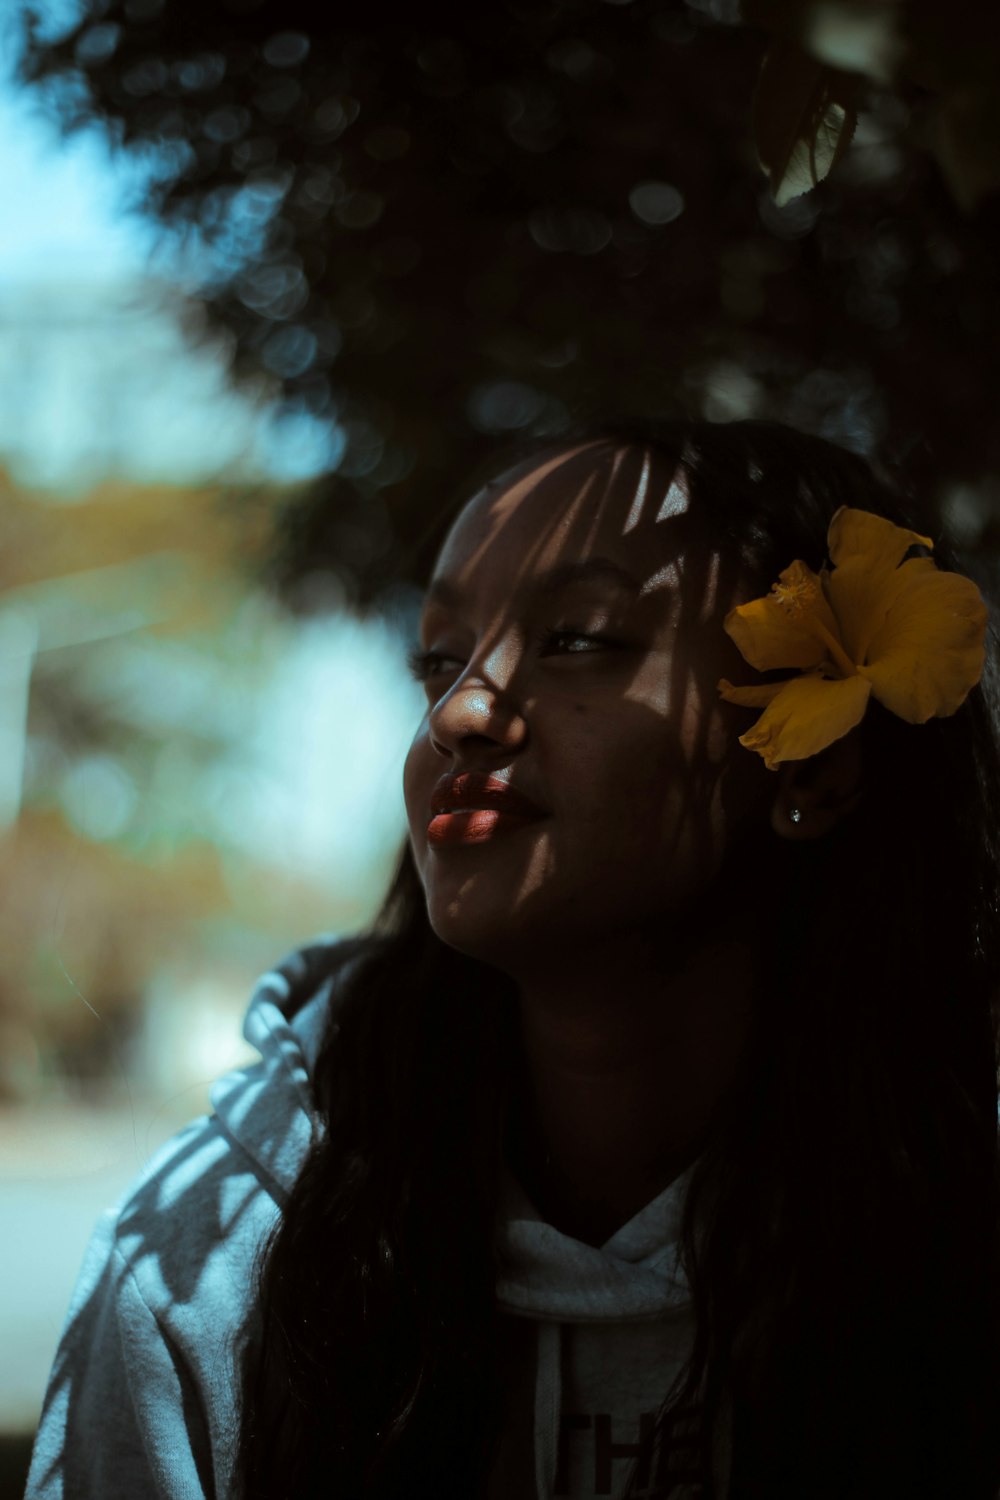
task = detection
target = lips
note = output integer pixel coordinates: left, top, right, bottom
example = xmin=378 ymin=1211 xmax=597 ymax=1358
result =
xmin=427 ymin=772 xmax=546 ymax=847
xmin=430 ymin=772 xmax=545 ymax=818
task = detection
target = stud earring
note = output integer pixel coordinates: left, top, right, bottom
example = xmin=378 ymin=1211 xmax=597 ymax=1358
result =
xmin=789 ymin=807 xmax=803 ymax=825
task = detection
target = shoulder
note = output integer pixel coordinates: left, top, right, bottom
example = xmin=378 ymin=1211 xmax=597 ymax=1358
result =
xmin=27 ymin=935 xmax=381 ymax=1500
xmin=113 ymin=933 xmax=379 ymax=1307
xmin=88 ymin=934 xmax=380 ymax=1363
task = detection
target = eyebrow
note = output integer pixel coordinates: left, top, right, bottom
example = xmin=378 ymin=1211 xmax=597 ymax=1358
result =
xmin=424 ymin=557 xmax=641 ymax=611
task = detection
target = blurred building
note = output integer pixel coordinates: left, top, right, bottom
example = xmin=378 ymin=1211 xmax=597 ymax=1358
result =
xmin=0 ymin=196 xmax=422 ymax=1458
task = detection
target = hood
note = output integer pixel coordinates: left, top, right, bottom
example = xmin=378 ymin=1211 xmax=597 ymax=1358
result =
xmin=496 ymin=1164 xmax=693 ymax=1323
xmin=207 ymin=938 xmax=365 ymax=1203
xmin=496 ymin=1164 xmax=696 ymax=1498
xmin=209 ymin=939 xmax=703 ymax=1498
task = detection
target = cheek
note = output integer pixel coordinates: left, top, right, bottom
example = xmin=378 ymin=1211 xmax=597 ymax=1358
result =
xmin=698 ymin=702 xmax=731 ymax=768
xmin=620 ymin=649 xmax=726 ymax=764
xmin=623 ymin=655 xmax=672 ymax=719
xmin=569 ymin=729 xmax=682 ymax=854
xmin=401 ymin=734 xmax=420 ymax=812
xmin=626 ymin=694 xmax=732 ymax=866
xmin=674 ymin=672 xmax=730 ymax=767
xmin=402 ymin=723 xmax=433 ymax=837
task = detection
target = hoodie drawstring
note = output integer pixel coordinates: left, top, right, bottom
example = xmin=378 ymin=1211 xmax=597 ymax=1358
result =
xmin=534 ymin=1321 xmax=562 ymax=1498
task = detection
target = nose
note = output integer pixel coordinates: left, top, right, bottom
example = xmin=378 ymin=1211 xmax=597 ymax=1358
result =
xmin=428 ymin=670 xmax=528 ymax=760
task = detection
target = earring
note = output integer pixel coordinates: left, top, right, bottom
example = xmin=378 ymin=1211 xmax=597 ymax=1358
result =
xmin=789 ymin=807 xmax=803 ymax=824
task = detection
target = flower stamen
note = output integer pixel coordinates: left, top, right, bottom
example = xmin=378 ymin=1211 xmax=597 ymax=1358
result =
xmin=771 ymin=576 xmax=818 ymax=615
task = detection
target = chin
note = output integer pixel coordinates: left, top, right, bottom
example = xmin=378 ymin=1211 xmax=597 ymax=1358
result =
xmin=425 ymin=889 xmax=615 ymax=979
xmin=424 ymin=893 xmax=562 ymax=978
xmin=425 ymin=900 xmax=519 ymax=969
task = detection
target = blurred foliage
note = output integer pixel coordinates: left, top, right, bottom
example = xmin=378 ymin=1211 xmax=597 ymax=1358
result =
xmin=751 ymin=31 xmax=861 ymax=206
xmin=0 ymin=467 xmax=382 ymax=1100
xmin=747 ymin=1 xmax=1000 ymax=210
xmin=17 ymin=0 xmax=1000 ymax=602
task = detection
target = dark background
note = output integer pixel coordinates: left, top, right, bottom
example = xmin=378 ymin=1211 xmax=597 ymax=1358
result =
xmin=19 ymin=0 xmax=1000 ymax=609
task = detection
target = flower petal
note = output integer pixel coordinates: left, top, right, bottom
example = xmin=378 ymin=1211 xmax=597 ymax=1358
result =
xmin=735 ymin=671 xmax=872 ymax=770
xmin=860 ymin=564 xmax=988 ymax=722
xmin=725 ymin=560 xmax=834 ymax=672
xmin=823 ymin=554 xmax=934 ymax=667
xmin=827 ymin=506 xmax=933 ymax=577
xmin=718 ymin=678 xmax=786 ymax=708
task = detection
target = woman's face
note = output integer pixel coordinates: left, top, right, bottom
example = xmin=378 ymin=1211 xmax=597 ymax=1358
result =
xmin=403 ymin=441 xmax=761 ymax=972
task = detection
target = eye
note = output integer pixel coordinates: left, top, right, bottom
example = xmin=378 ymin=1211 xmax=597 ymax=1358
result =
xmin=538 ymin=629 xmax=621 ymax=656
xmin=406 ymin=645 xmax=465 ymax=684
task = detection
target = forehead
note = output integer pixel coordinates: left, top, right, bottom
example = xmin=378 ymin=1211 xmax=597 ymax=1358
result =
xmin=433 ymin=442 xmax=696 ymax=596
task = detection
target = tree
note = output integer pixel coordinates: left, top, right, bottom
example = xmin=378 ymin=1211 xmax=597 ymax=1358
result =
xmin=19 ymin=0 xmax=1000 ymax=600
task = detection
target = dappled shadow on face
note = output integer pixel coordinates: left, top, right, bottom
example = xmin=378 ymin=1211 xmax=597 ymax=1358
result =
xmin=405 ymin=438 xmax=765 ymax=975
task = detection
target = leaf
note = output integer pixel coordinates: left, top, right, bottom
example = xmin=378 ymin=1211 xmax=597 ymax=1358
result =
xmin=753 ymin=37 xmax=861 ymax=204
xmin=743 ymin=0 xmax=905 ymax=86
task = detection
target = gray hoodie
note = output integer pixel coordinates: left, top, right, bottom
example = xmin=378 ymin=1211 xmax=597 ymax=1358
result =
xmin=25 ymin=940 xmax=728 ymax=1500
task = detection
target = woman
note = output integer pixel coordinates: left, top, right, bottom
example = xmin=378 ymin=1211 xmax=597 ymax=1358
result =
xmin=27 ymin=422 xmax=1000 ymax=1500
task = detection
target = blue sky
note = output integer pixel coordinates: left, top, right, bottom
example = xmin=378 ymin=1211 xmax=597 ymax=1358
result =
xmin=0 ymin=4 xmax=159 ymax=284
xmin=0 ymin=98 xmax=159 ymax=283
xmin=0 ymin=15 xmax=340 ymax=487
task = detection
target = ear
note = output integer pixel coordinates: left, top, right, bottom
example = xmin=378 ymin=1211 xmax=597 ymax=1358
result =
xmin=770 ymin=728 xmax=864 ymax=840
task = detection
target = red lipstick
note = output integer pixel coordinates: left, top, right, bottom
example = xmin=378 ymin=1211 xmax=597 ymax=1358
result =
xmin=427 ymin=772 xmax=546 ymax=847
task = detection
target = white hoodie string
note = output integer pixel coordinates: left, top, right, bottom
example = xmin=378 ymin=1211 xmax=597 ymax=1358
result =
xmin=534 ymin=1321 xmax=562 ymax=1498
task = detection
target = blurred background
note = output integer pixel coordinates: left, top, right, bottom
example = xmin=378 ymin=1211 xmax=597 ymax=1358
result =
xmin=3 ymin=0 xmax=1000 ymax=1490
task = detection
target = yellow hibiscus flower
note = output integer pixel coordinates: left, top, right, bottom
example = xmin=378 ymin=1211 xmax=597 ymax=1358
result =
xmin=718 ymin=507 xmax=988 ymax=769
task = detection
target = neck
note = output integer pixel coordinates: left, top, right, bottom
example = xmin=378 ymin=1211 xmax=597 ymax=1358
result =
xmin=505 ymin=936 xmax=754 ymax=1245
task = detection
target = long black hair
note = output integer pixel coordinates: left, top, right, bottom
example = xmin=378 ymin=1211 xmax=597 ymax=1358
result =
xmin=236 ymin=421 xmax=1000 ymax=1498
